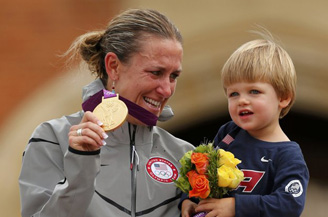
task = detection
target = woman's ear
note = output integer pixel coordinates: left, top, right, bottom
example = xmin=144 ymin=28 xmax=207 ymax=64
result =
xmin=105 ymin=52 xmax=120 ymax=80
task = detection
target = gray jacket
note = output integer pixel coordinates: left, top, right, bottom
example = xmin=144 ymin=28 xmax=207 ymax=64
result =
xmin=19 ymin=80 xmax=194 ymax=217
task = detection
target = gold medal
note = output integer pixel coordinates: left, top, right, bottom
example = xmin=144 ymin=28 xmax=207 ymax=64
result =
xmin=93 ymin=94 xmax=128 ymax=131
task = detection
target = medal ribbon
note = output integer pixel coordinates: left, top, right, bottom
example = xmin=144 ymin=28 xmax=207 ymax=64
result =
xmin=82 ymin=89 xmax=158 ymax=126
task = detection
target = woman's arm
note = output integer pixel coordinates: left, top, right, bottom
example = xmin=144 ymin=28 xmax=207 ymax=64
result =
xmin=19 ymin=112 xmax=105 ymax=217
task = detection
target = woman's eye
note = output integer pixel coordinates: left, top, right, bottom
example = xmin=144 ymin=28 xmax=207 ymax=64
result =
xmin=170 ymin=73 xmax=179 ymax=80
xmin=150 ymin=71 xmax=161 ymax=76
xmin=250 ymin=89 xmax=260 ymax=94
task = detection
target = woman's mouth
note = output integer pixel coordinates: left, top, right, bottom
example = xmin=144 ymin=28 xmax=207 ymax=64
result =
xmin=144 ymin=97 xmax=161 ymax=108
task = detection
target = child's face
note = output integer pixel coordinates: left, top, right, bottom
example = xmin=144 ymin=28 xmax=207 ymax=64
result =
xmin=226 ymin=81 xmax=289 ymax=139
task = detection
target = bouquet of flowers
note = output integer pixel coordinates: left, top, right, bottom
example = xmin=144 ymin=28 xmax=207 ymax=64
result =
xmin=174 ymin=143 xmax=244 ymax=200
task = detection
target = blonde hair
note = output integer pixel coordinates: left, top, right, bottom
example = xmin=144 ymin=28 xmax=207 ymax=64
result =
xmin=221 ymin=30 xmax=296 ymax=118
xmin=64 ymin=8 xmax=183 ymax=84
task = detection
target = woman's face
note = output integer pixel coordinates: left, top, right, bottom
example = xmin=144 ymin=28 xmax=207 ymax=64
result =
xmin=109 ymin=36 xmax=183 ymax=125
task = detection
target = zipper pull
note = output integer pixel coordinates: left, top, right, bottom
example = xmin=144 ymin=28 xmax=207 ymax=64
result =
xmin=130 ymin=145 xmax=140 ymax=171
xmin=130 ymin=145 xmax=135 ymax=170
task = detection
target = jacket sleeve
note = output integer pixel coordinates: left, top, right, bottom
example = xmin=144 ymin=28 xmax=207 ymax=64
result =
xmin=235 ymin=147 xmax=309 ymax=217
xmin=19 ymin=123 xmax=100 ymax=217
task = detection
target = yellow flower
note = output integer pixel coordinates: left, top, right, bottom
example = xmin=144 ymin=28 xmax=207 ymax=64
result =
xmin=217 ymin=165 xmax=244 ymax=188
xmin=218 ymin=149 xmax=241 ymax=167
xmin=229 ymin=167 xmax=244 ymax=188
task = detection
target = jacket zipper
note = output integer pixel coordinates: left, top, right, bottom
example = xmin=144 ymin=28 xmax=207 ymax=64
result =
xmin=129 ymin=124 xmax=139 ymax=217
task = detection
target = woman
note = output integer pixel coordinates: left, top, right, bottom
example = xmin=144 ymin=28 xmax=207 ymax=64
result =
xmin=19 ymin=9 xmax=194 ymax=217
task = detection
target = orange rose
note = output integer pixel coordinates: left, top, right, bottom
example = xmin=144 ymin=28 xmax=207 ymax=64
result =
xmin=191 ymin=152 xmax=209 ymax=175
xmin=187 ymin=170 xmax=210 ymax=199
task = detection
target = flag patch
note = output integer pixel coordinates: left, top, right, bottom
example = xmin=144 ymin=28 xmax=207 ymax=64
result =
xmin=222 ymin=134 xmax=234 ymax=145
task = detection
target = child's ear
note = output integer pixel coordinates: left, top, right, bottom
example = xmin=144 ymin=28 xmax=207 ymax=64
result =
xmin=279 ymin=95 xmax=292 ymax=109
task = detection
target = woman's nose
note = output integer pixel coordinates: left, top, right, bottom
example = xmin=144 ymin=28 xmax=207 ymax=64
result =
xmin=157 ymin=78 xmax=174 ymax=97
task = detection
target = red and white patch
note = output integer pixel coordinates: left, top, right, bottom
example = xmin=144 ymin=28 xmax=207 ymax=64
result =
xmin=146 ymin=157 xmax=178 ymax=184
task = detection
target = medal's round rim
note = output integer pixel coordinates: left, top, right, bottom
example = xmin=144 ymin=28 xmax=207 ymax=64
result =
xmin=93 ymin=98 xmax=128 ymax=132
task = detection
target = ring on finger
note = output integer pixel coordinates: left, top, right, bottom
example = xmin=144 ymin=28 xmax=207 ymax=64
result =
xmin=77 ymin=128 xmax=83 ymax=136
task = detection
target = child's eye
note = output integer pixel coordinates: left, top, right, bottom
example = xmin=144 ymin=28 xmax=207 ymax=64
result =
xmin=250 ymin=89 xmax=260 ymax=94
xmin=229 ymin=92 xmax=239 ymax=97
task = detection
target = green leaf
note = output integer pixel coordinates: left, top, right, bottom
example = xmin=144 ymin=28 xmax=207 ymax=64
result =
xmin=194 ymin=143 xmax=213 ymax=153
xmin=173 ymin=176 xmax=191 ymax=193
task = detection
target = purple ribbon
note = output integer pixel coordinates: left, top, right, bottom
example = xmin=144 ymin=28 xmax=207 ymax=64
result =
xmin=192 ymin=212 xmax=207 ymax=217
xmin=103 ymin=89 xmax=117 ymax=98
xmin=82 ymin=89 xmax=158 ymax=126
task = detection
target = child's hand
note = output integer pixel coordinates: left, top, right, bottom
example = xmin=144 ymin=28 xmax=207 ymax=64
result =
xmin=195 ymin=198 xmax=235 ymax=217
xmin=181 ymin=199 xmax=198 ymax=217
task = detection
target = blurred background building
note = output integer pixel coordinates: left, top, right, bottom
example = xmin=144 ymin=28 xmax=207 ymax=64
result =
xmin=1 ymin=0 xmax=327 ymax=216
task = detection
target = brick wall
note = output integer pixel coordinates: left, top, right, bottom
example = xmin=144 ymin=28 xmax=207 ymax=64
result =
xmin=0 ymin=0 xmax=121 ymax=127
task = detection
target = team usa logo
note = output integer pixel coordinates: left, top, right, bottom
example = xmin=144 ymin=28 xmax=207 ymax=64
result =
xmin=146 ymin=157 xmax=178 ymax=184
xmin=285 ymin=180 xmax=303 ymax=197
xmin=237 ymin=169 xmax=265 ymax=192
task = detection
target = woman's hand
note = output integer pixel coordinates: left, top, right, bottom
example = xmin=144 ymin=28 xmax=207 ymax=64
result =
xmin=68 ymin=111 xmax=108 ymax=151
xmin=181 ymin=199 xmax=197 ymax=217
xmin=195 ymin=198 xmax=235 ymax=217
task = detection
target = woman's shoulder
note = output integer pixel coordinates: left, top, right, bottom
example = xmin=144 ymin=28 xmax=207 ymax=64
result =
xmin=31 ymin=111 xmax=83 ymax=144
xmin=36 ymin=111 xmax=82 ymax=129
xmin=152 ymin=126 xmax=194 ymax=149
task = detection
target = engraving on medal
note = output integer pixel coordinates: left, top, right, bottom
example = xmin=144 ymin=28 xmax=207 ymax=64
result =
xmin=93 ymin=95 xmax=128 ymax=131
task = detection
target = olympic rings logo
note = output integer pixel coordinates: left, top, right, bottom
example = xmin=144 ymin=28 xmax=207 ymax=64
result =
xmin=146 ymin=157 xmax=179 ymax=184
xmin=154 ymin=170 xmax=172 ymax=178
